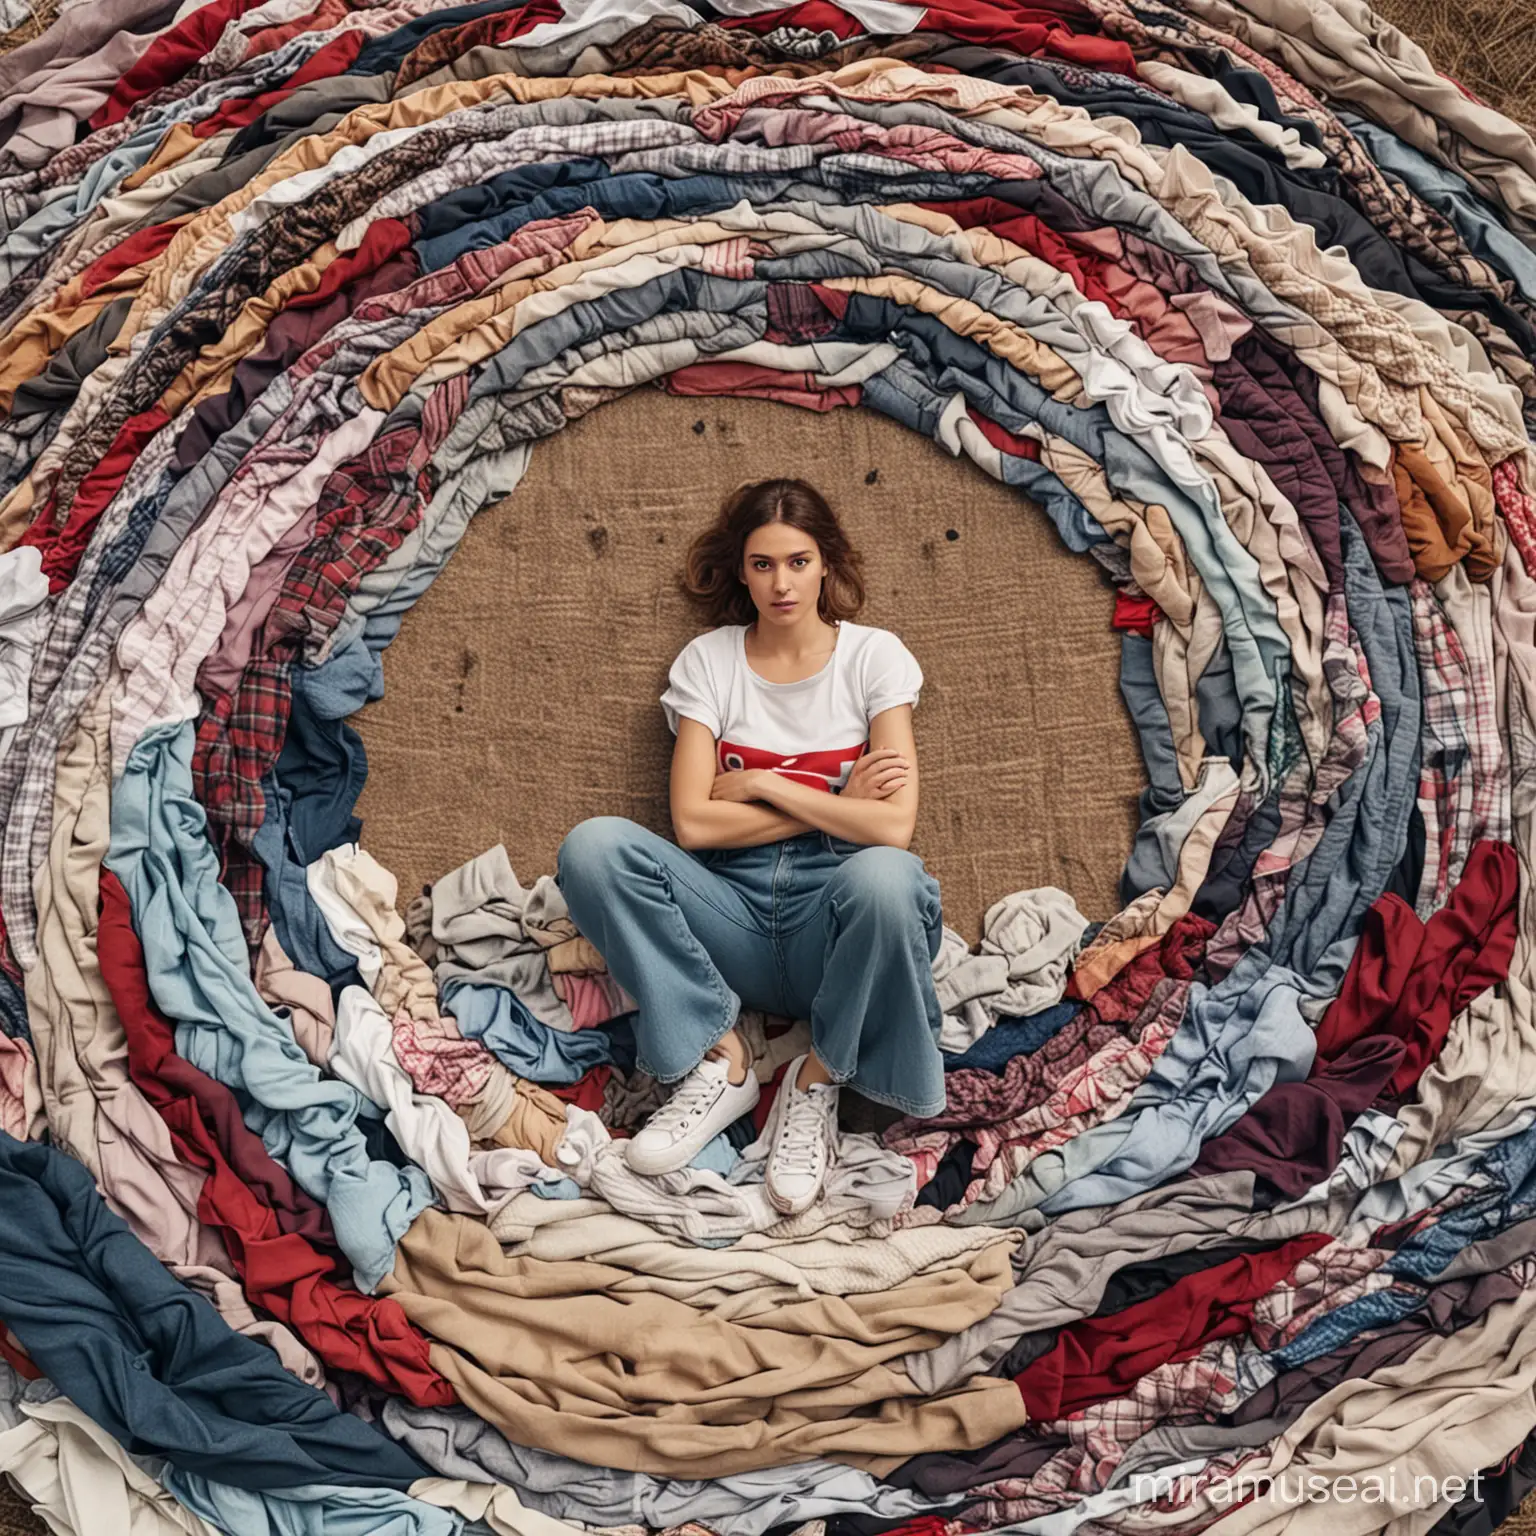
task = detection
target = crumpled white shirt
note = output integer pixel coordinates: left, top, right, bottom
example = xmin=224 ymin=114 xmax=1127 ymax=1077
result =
xmin=0 ymin=546 xmax=48 ymax=771
xmin=0 ymin=1396 xmax=220 ymax=1536
xmin=933 ymin=886 xmax=1089 ymax=1051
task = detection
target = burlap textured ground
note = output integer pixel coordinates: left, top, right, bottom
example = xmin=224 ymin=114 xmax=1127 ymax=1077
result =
xmin=0 ymin=0 xmax=60 ymax=55
xmin=352 ymin=390 xmax=1145 ymax=940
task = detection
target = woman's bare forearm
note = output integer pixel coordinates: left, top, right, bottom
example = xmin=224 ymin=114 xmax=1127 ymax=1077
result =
xmin=748 ymin=771 xmax=914 ymax=847
xmin=674 ymin=800 xmax=817 ymax=849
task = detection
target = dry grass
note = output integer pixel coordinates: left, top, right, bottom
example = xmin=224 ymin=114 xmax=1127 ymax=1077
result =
xmin=0 ymin=0 xmax=61 ymax=56
xmin=1368 ymin=0 xmax=1536 ymax=128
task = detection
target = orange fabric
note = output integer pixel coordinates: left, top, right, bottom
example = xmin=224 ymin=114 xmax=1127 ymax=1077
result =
xmin=1393 ymin=443 xmax=1496 ymax=583
xmin=120 ymin=122 xmax=202 ymax=192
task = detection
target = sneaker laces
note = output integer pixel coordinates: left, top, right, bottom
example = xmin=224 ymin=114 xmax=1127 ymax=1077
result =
xmin=773 ymin=1086 xmax=833 ymax=1177
xmin=651 ymin=1065 xmax=726 ymax=1137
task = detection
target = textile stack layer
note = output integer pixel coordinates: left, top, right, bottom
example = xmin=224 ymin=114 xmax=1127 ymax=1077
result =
xmin=5 ymin=0 xmax=1536 ymax=1532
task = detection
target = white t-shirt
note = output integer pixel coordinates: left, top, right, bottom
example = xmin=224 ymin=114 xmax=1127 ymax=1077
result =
xmin=660 ymin=620 xmax=923 ymax=793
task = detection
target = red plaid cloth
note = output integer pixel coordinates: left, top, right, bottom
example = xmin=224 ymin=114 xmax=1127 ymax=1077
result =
xmin=193 ymin=373 xmax=470 ymax=943
xmin=970 ymin=1341 xmax=1251 ymax=1526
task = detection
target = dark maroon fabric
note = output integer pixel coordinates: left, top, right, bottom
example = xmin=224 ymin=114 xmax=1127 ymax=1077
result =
xmin=1191 ymin=844 xmax=1518 ymax=1190
xmin=1190 ymin=1034 xmax=1406 ymax=1196
xmin=1313 ymin=840 xmax=1519 ymax=1100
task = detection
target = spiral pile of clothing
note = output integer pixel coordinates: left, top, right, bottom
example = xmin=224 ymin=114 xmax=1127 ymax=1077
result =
xmin=2 ymin=0 xmax=1536 ymax=1531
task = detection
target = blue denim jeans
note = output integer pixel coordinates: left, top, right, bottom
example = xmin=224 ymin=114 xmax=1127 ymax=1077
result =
xmin=555 ymin=817 xmax=947 ymax=1116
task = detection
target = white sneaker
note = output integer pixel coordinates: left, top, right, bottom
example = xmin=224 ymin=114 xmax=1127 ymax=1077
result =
xmin=764 ymin=1055 xmax=839 ymax=1216
xmin=624 ymin=1055 xmax=760 ymax=1176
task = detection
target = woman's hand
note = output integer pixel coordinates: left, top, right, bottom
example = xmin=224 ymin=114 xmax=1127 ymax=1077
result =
xmin=842 ymin=748 xmax=910 ymax=801
xmin=711 ymin=769 xmax=767 ymax=803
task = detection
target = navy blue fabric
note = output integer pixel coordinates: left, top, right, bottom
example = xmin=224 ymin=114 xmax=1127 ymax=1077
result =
xmin=414 ymin=164 xmax=1002 ymax=270
xmin=1269 ymin=1118 xmax=1536 ymax=1371
xmin=254 ymin=773 xmax=367 ymax=996
xmin=412 ymin=156 xmax=611 ymax=245
xmin=942 ymin=1002 xmax=1081 ymax=1073
xmin=0 ymin=1132 xmax=430 ymax=1490
xmin=0 ymin=971 xmax=28 ymax=1042
xmin=916 ymin=1139 xmax=976 ymax=1208
xmin=1192 ymin=788 xmax=1283 ymax=924
xmin=1202 ymin=58 xmax=1327 ymax=152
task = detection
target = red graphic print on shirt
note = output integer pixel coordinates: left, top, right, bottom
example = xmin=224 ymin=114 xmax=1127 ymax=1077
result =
xmin=718 ymin=739 xmax=867 ymax=792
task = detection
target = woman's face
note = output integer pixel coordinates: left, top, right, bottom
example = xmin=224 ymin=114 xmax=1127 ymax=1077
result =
xmin=740 ymin=521 xmax=825 ymax=626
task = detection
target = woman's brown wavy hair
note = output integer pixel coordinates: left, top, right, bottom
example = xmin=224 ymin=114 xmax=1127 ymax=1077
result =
xmin=682 ymin=479 xmax=866 ymax=628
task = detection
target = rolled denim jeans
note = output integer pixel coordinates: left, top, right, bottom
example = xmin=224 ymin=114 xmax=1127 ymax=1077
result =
xmin=556 ymin=816 xmax=946 ymax=1117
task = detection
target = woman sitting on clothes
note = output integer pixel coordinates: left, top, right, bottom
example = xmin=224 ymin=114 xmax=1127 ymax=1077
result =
xmin=557 ymin=478 xmax=946 ymax=1213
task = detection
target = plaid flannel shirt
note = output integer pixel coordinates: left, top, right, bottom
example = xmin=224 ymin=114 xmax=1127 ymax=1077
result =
xmin=192 ymin=371 xmax=470 ymax=944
